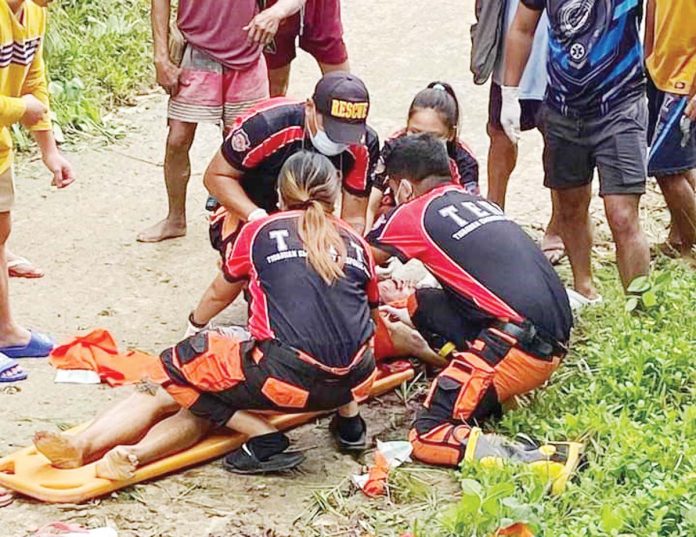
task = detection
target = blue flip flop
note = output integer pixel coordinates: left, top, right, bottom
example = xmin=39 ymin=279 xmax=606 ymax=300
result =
xmin=0 ymin=331 xmax=55 ymax=358
xmin=0 ymin=353 xmax=27 ymax=382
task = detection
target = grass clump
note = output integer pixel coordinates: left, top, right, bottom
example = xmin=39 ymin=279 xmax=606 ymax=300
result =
xmin=13 ymin=0 xmax=152 ymax=147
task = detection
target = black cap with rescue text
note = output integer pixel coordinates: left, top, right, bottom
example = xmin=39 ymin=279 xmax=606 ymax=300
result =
xmin=312 ymin=72 xmax=370 ymax=145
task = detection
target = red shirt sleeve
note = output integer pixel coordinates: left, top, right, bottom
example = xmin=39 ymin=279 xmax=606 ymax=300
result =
xmin=343 ymin=128 xmax=380 ymax=196
xmin=363 ymin=238 xmax=380 ymax=308
xmin=222 ymin=222 xmax=256 ymax=282
xmin=366 ymin=201 xmax=427 ymax=263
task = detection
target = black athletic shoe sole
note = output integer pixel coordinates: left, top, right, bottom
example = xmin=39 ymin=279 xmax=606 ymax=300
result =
xmin=329 ymin=415 xmax=368 ymax=452
xmin=222 ymin=450 xmax=306 ymax=475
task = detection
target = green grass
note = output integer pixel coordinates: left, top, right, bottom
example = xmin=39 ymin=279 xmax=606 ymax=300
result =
xmin=13 ymin=0 xmax=152 ymax=148
xmin=413 ymin=259 xmax=696 ymax=537
xmin=301 ymin=260 xmax=695 ymax=536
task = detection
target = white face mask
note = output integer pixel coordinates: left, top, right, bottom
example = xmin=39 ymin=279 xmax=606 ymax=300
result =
xmin=395 ymin=179 xmax=415 ymax=205
xmin=310 ymin=127 xmax=349 ymax=156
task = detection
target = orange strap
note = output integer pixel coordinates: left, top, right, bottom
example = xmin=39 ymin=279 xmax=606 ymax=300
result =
xmin=253 ymin=341 xmax=371 ymax=377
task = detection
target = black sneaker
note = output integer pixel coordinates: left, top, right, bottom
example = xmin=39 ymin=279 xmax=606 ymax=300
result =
xmin=222 ymin=444 xmax=305 ymax=475
xmin=329 ymin=414 xmax=368 ymax=452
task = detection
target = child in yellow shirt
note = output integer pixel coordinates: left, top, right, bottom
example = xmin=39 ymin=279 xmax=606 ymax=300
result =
xmin=0 ymin=0 xmax=75 ymax=385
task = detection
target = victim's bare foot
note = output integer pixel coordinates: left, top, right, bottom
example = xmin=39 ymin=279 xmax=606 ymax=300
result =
xmin=95 ymin=447 xmax=139 ymax=481
xmin=33 ymin=431 xmax=85 ymax=469
xmin=136 ymin=218 xmax=186 ymax=243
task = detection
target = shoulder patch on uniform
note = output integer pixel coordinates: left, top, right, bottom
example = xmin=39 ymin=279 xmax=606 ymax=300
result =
xmin=230 ymin=128 xmax=251 ymax=152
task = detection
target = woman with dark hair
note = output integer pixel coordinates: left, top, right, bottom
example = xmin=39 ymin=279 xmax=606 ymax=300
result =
xmin=366 ymin=82 xmax=479 ymax=230
xmin=33 ymin=152 xmax=380 ymax=477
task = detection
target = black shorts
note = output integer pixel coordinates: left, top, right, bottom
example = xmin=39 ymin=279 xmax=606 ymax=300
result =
xmin=407 ymin=288 xmax=488 ymax=351
xmin=488 ymin=82 xmax=543 ymax=133
xmin=541 ymin=97 xmax=648 ymax=196
xmin=154 ymin=331 xmax=377 ymax=427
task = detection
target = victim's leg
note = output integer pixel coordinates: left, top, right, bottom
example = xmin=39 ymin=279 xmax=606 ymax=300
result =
xmin=34 ymin=388 xmax=179 ymax=468
xmin=226 ymin=410 xmax=277 ymax=437
xmin=96 ymin=408 xmax=211 ymax=480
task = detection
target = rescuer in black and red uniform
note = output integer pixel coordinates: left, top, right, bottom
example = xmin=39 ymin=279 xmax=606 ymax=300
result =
xmin=365 ymin=81 xmax=479 ymax=231
xmin=367 ymin=133 xmax=575 ymax=469
xmin=204 ymin=71 xmax=380 ymax=265
xmin=33 ymin=152 xmax=380 ymax=479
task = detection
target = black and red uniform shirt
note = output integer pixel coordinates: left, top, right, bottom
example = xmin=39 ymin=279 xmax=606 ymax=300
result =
xmin=367 ymin=185 xmax=572 ymax=343
xmin=221 ymin=98 xmax=380 ymax=213
xmin=224 ymin=211 xmax=380 ymax=368
xmin=374 ymin=130 xmax=480 ymax=196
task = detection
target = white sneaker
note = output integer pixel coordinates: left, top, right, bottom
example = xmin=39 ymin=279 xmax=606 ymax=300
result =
xmin=566 ymin=288 xmax=603 ymax=312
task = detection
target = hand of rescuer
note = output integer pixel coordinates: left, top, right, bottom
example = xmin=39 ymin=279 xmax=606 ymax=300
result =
xmin=185 ymin=312 xmax=209 ymax=338
xmin=246 ymin=208 xmax=268 ymax=222
xmin=378 ymin=310 xmax=448 ymax=368
xmin=500 ymin=86 xmax=522 ymax=144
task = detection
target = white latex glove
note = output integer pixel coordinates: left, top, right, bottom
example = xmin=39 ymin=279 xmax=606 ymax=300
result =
xmin=375 ymin=257 xmax=398 ymax=280
xmin=184 ymin=321 xmax=206 ymax=338
xmin=247 ymin=208 xmax=268 ymax=222
xmin=185 ymin=313 xmax=209 ymax=338
xmin=416 ymin=272 xmax=441 ymax=290
xmin=500 ymin=86 xmax=522 ymax=144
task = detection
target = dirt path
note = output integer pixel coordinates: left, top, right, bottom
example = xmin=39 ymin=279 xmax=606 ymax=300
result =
xmin=1 ymin=1 xmax=668 ymax=535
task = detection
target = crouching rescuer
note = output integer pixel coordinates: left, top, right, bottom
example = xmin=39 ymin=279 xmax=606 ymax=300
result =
xmin=367 ymin=134 xmax=580 ymax=485
xmin=33 ymin=152 xmax=379 ymax=477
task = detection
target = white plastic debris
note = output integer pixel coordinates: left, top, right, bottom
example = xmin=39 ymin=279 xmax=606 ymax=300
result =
xmin=376 ymin=440 xmax=413 ymax=468
xmin=351 ymin=440 xmax=413 ymax=495
xmin=54 ymin=369 xmax=102 ymax=384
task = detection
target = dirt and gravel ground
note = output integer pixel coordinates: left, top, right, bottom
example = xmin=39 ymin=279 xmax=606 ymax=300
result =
xmin=0 ymin=1 xmax=670 ymax=535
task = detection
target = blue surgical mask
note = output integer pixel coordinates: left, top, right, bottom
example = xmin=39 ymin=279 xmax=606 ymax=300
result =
xmin=310 ymin=127 xmax=349 ymax=156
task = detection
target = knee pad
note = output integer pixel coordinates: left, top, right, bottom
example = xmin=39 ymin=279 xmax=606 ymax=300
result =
xmin=409 ymin=423 xmax=472 ymax=467
xmin=423 ymin=356 xmax=497 ymax=423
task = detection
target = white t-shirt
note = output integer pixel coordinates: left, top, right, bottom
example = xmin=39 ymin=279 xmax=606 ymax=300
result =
xmin=493 ymin=0 xmax=548 ymax=101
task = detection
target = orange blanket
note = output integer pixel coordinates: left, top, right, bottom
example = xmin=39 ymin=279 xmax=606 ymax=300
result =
xmin=49 ymin=329 xmax=158 ymax=387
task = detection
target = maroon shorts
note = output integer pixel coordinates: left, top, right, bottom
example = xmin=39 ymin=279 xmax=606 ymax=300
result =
xmin=264 ymin=0 xmax=348 ymax=69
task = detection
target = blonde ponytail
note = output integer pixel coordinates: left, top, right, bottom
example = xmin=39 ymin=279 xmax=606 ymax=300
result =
xmin=278 ymin=152 xmax=347 ymax=284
